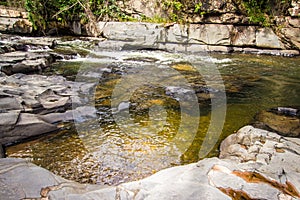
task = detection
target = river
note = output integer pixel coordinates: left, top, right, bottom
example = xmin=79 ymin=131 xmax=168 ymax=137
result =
xmin=6 ymin=49 xmax=300 ymax=185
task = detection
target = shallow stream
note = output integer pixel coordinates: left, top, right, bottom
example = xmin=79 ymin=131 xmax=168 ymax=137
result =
xmin=6 ymin=50 xmax=300 ymax=185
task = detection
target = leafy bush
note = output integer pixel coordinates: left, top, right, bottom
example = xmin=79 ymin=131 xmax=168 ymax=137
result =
xmin=24 ymin=0 xmax=129 ymax=33
xmin=163 ymin=0 xmax=184 ymax=21
xmin=23 ymin=0 xmax=294 ymax=33
xmin=90 ymin=0 xmax=133 ymax=21
xmin=241 ymin=0 xmax=292 ymax=25
xmin=25 ymin=0 xmax=83 ymax=32
xmin=0 ymin=1 xmax=8 ymax=6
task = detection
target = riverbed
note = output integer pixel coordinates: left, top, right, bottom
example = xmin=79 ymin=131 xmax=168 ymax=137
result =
xmin=6 ymin=50 xmax=300 ymax=185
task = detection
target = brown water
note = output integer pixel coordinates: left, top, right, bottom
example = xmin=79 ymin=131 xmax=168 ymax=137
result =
xmin=6 ymin=51 xmax=300 ymax=185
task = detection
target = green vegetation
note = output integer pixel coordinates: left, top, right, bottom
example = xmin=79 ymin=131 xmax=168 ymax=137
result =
xmin=25 ymin=0 xmax=83 ymax=32
xmin=240 ymin=0 xmax=292 ymax=26
xmin=20 ymin=0 xmax=294 ymax=34
xmin=0 ymin=1 xmax=8 ymax=6
xmin=163 ymin=0 xmax=184 ymax=22
xmin=90 ymin=0 xmax=134 ymax=21
xmin=24 ymin=0 xmax=130 ymax=33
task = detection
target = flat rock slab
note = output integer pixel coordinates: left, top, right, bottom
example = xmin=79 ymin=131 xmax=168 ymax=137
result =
xmin=1 ymin=126 xmax=300 ymax=200
xmin=0 ymin=97 xmax=22 ymax=111
xmin=0 ymin=158 xmax=73 ymax=200
xmin=0 ymin=73 xmax=97 ymax=145
xmin=0 ymin=113 xmax=57 ymax=144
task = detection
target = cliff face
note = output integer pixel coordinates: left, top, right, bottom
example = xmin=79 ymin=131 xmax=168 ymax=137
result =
xmin=115 ymin=0 xmax=300 ymax=52
xmin=95 ymin=21 xmax=299 ymax=56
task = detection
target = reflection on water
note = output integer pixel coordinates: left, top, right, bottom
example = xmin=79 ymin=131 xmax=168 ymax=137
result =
xmin=6 ymin=51 xmax=300 ymax=185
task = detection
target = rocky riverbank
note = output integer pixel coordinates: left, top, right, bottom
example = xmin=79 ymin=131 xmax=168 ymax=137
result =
xmin=96 ymin=21 xmax=300 ymax=57
xmin=1 ymin=125 xmax=300 ymax=199
xmin=1 ymin=4 xmax=300 ymax=56
xmin=0 ymin=34 xmax=104 ymax=147
xmin=0 ymin=29 xmax=299 ymax=199
xmin=0 ymin=73 xmax=97 ymax=145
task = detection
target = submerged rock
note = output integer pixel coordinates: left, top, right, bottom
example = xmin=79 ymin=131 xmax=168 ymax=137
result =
xmin=253 ymin=107 xmax=300 ymax=137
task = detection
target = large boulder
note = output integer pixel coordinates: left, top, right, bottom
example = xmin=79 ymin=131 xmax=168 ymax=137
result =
xmin=0 ymin=158 xmax=81 ymax=200
xmin=256 ymin=27 xmax=285 ymax=49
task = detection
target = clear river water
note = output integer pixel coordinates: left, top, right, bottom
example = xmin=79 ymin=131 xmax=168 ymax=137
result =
xmin=6 ymin=50 xmax=300 ymax=185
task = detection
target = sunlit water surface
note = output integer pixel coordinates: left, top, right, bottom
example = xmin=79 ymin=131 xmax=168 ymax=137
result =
xmin=6 ymin=51 xmax=300 ymax=185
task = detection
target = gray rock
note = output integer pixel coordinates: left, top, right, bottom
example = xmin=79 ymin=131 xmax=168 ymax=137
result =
xmin=0 ymin=158 xmax=74 ymax=199
xmin=189 ymin=24 xmax=233 ymax=45
xmin=96 ymin=22 xmax=298 ymax=56
xmin=0 ymin=50 xmax=58 ymax=75
xmin=0 ymin=51 xmax=26 ymax=63
xmin=0 ymin=17 xmax=20 ymax=32
xmin=219 ymin=126 xmax=300 ymax=198
xmin=0 ymin=97 xmax=22 ymax=111
xmin=232 ymin=26 xmax=256 ymax=46
xmin=0 ymin=17 xmax=32 ymax=34
xmin=0 ymin=73 xmax=99 ymax=145
xmin=40 ymin=106 xmax=97 ymax=124
xmin=0 ymin=144 xmax=4 ymax=158
xmin=37 ymin=89 xmax=70 ymax=110
xmin=0 ymin=113 xmax=57 ymax=144
xmin=119 ymin=0 xmax=167 ymax=19
xmin=98 ymin=22 xmax=161 ymax=42
xmin=256 ymin=27 xmax=284 ymax=49
xmin=0 ymin=110 xmax=21 ymax=134
xmin=3 ymin=58 xmax=49 ymax=75
xmin=0 ymin=110 xmax=20 ymax=126
xmin=1 ymin=126 xmax=300 ymax=199
xmin=282 ymin=27 xmax=300 ymax=50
